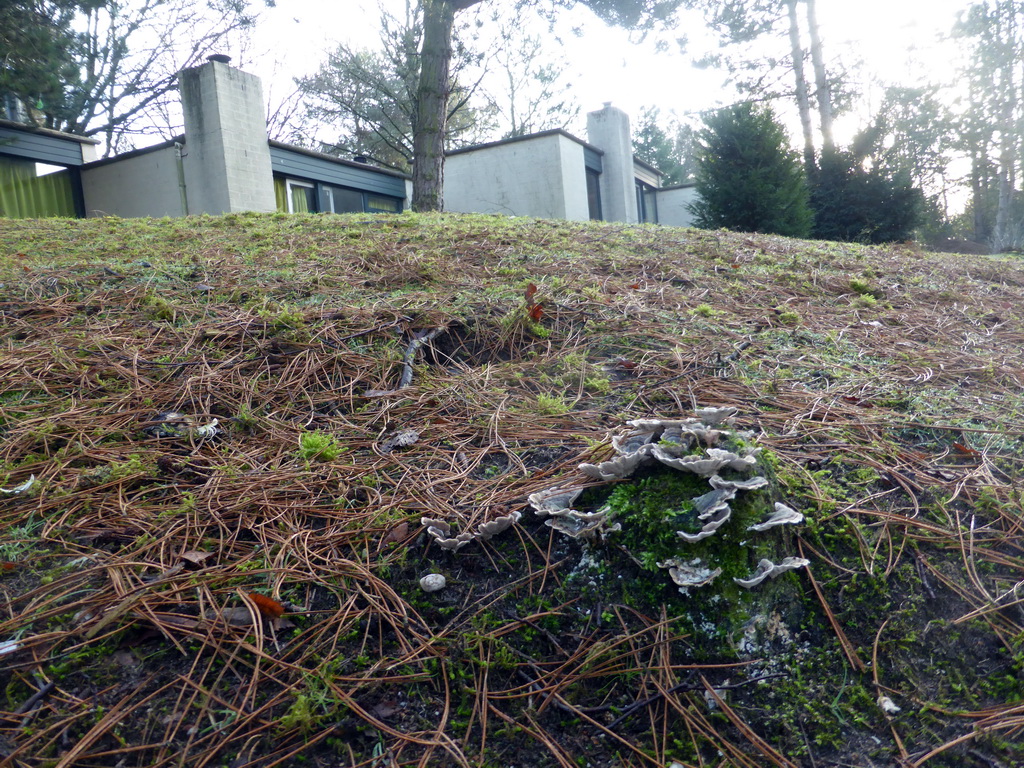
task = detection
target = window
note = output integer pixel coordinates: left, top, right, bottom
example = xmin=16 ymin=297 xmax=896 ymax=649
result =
xmin=367 ymin=195 xmax=401 ymax=213
xmin=0 ymin=156 xmax=76 ymax=218
xmin=286 ymin=179 xmax=314 ymax=213
xmin=587 ymin=169 xmax=602 ymax=220
xmin=635 ymin=180 xmax=658 ymax=224
xmin=274 ymin=177 xmax=316 ymax=213
xmin=324 ymin=185 xmax=364 ymax=213
xmin=274 ymin=176 xmax=403 ymax=215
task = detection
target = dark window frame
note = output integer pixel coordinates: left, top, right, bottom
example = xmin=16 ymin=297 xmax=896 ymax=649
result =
xmin=0 ymin=153 xmax=85 ymax=218
xmin=635 ymin=179 xmax=658 ymax=224
xmin=586 ymin=168 xmax=602 ymax=221
xmin=275 ymin=174 xmax=403 ymax=214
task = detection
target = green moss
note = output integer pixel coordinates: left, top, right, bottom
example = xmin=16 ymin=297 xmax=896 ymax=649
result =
xmin=297 ymin=431 xmax=344 ymax=462
xmin=536 ymin=393 xmax=569 ymax=415
xmin=142 ymin=293 xmax=179 ymax=322
xmin=849 ymin=277 xmax=872 ymax=295
xmin=604 ymin=467 xmax=777 ymax=591
xmin=852 ymin=293 xmax=877 ymax=308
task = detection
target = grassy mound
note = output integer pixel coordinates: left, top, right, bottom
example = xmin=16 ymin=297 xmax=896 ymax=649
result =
xmin=0 ymin=212 xmax=1022 ymax=767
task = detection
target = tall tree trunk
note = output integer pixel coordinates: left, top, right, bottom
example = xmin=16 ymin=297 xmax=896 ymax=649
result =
xmin=991 ymin=0 xmax=1019 ymax=251
xmin=803 ymin=0 xmax=834 ymax=154
xmin=412 ymin=0 xmax=458 ymax=212
xmin=785 ymin=0 xmax=815 ymax=172
xmin=994 ymin=98 xmax=1014 ymax=251
xmin=970 ymin=149 xmax=985 ymax=242
xmin=411 ymin=0 xmax=484 ymax=212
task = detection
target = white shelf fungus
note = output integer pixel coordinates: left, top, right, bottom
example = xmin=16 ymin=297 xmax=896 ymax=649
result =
xmin=710 ymin=474 xmax=769 ymax=491
xmin=747 ymin=503 xmax=804 ymax=532
xmin=657 ymin=558 xmax=722 ymax=590
xmin=527 ymin=486 xmax=584 ymax=515
xmin=477 ymin=510 xmax=522 ymax=539
xmin=532 ymin=408 xmax=811 ymax=593
xmin=420 ymin=517 xmax=474 ymax=550
xmin=694 ymin=406 xmax=739 ymax=426
xmin=734 ymin=557 xmax=811 ymax=589
xmin=693 ymin=488 xmax=736 ymax=519
xmin=677 ymin=507 xmax=732 ymax=542
xmin=545 ymin=508 xmax=619 ymax=539
xmin=420 ymin=507 xmax=524 ymax=551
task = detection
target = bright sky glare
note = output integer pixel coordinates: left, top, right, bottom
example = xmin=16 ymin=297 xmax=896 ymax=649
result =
xmin=245 ymin=0 xmax=969 ymax=141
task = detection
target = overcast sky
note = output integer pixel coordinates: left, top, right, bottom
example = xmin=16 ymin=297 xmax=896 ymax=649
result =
xmin=243 ymin=0 xmax=968 ymax=142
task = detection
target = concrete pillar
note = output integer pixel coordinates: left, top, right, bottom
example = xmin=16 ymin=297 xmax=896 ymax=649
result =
xmin=178 ymin=57 xmax=276 ymax=214
xmin=587 ymin=103 xmax=637 ymax=223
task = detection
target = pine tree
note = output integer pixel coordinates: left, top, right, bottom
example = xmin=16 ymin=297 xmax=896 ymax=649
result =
xmin=0 ymin=0 xmax=85 ymax=120
xmin=809 ymin=151 xmax=924 ymax=244
xmin=690 ymin=103 xmax=812 ymax=237
xmin=632 ymin=107 xmax=695 ymax=186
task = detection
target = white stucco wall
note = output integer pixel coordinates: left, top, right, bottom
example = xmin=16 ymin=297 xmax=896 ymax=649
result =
xmin=656 ymin=185 xmax=699 ymax=228
xmin=444 ymin=133 xmax=588 ymax=220
xmin=81 ymin=146 xmax=183 ymax=218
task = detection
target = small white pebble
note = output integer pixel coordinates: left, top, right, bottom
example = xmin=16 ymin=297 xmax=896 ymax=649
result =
xmin=419 ymin=574 xmax=446 ymax=593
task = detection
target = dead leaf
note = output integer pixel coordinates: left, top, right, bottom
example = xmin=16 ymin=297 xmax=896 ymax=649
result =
xmin=524 ymin=283 xmax=538 ymax=304
xmin=247 ymin=592 xmax=286 ymax=619
xmin=528 ymin=303 xmax=544 ymax=321
xmin=379 ymin=429 xmax=420 ymax=453
xmin=372 ymin=700 xmax=398 ymax=719
xmin=208 ymin=607 xmax=257 ymax=627
xmin=158 ymin=614 xmax=202 ymax=631
xmin=179 ymin=550 xmax=214 ymax=567
xmin=141 ymin=564 xmax=183 ymax=583
xmin=112 ymin=650 xmax=141 ymax=670
xmin=379 ymin=522 xmax=410 ymax=549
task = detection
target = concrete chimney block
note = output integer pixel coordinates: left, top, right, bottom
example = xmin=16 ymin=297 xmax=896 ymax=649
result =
xmin=587 ymin=104 xmax=638 ymax=224
xmin=178 ymin=60 xmax=277 ymax=215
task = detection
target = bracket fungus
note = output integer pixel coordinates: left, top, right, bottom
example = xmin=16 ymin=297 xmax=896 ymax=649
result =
xmin=747 ymin=503 xmax=804 ymax=532
xmin=657 ymin=558 xmax=722 ymax=589
xmin=734 ymin=557 xmax=811 ymax=589
xmin=421 ymin=518 xmax=474 ymax=551
xmin=579 ymin=415 xmax=761 ymax=482
xmin=420 ymin=509 xmax=524 ymax=551
xmin=527 ymin=486 xmax=620 ymax=540
xmin=476 ymin=510 xmax=522 ymax=540
xmin=531 ymin=409 xmax=810 ymax=598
